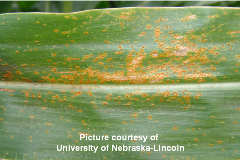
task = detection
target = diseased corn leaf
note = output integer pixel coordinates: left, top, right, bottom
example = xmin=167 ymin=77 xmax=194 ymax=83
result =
xmin=0 ymin=82 xmax=240 ymax=159
xmin=0 ymin=7 xmax=240 ymax=84
xmin=0 ymin=7 xmax=240 ymax=160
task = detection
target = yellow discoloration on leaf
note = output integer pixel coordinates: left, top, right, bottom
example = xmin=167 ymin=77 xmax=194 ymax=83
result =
xmin=228 ymin=31 xmax=240 ymax=34
xmin=183 ymin=15 xmax=196 ymax=20
xmin=0 ymin=88 xmax=15 ymax=92
xmin=64 ymin=57 xmax=80 ymax=61
xmin=208 ymin=15 xmax=218 ymax=18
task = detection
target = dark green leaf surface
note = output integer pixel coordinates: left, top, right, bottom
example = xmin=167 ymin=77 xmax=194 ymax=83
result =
xmin=0 ymin=7 xmax=240 ymax=160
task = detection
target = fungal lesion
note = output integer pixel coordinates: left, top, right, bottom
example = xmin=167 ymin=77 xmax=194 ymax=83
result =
xmin=100 ymin=89 xmax=200 ymax=112
xmin=182 ymin=14 xmax=197 ymax=20
xmin=169 ymin=46 xmax=190 ymax=56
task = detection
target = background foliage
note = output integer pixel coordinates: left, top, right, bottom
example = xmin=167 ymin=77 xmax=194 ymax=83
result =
xmin=0 ymin=1 xmax=240 ymax=13
xmin=1 ymin=2 xmax=240 ymax=160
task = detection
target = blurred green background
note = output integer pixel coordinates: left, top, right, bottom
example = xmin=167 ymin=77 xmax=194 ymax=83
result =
xmin=0 ymin=1 xmax=240 ymax=13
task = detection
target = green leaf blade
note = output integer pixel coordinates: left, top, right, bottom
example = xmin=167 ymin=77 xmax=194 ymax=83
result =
xmin=1 ymin=82 xmax=240 ymax=159
xmin=1 ymin=7 xmax=240 ymax=84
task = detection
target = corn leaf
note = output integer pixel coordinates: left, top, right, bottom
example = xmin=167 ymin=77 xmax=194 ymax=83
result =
xmin=0 ymin=7 xmax=240 ymax=159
